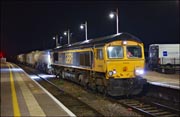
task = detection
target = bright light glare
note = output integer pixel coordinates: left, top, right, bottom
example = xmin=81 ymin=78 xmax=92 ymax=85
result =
xmin=109 ymin=13 xmax=114 ymax=18
xmin=113 ymin=70 xmax=116 ymax=74
xmin=0 ymin=68 xmax=23 ymax=72
xmin=38 ymin=74 xmax=55 ymax=79
xmin=64 ymin=32 xmax=67 ymax=35
xmin=29 ymin=74 xmax=55 ymax=80
xmin=80 ymin=39 xmax=90 ymax=44
xmin=108 ymin=47 xmax=113 ymax=52
xmin=84 ymin=39 xmax=90 ymax=43
xmin=29 ymin=75 xmax=40 ymax=80
xmin=80 ymin=25 xmax=84 ymax=29
xmin=135 ymin=69 xmax=144 ymax=75
xmin=53 ymin=37 xmax=55 ymax=40
xmin=149 ymin=82 xmax=179 ymax=90
xmin=47 ymin=52 xmax=51 ymax=68
xmin=123 ymin=41 xmax=127 ymax=45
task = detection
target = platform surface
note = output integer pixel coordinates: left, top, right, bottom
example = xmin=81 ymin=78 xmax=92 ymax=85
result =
xmin=142 ymin=70 xmax=180 ymax=89
xmin=0 ymin=62 xmax=75 ymax=116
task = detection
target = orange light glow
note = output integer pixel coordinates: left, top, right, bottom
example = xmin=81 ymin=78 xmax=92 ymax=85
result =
xmin=123 ymin=66 xmax=128 ymax=71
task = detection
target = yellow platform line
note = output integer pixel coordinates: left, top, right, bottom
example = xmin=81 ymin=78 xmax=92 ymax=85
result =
xmin=8 ymin=64 xmax=21 ymax=116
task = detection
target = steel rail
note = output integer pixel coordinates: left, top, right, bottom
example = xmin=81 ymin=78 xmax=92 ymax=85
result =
xmin=21 ymin=65 xmax=104 ymax=117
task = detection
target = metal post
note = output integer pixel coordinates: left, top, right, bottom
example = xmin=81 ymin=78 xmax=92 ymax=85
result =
xmin=116 ymin=8 xmax=119 ymax=34
xmin=55 ymin=34 xmax=58 ymax=47
xmin=85 ymin=21 xmax=88 ymax=40
xmin=67 ymin=29 xmax=70 ymax=44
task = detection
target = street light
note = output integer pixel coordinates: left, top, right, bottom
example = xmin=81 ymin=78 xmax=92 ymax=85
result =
xmin=109 ymin=8 xmax=119 ymax=34
xmin=80 ymin=21 xmax=88 ymax=41
xmin=53 ymin=34 xmax=59 ymax=47
xmin=59 ymin=36 xmax=63 ymax=45
xmin=64 ymin=29 xmax=70 ymax=45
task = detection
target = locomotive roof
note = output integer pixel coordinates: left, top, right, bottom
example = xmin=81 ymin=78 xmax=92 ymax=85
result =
xmin=53 ymin=32 xmax=142 ymax=51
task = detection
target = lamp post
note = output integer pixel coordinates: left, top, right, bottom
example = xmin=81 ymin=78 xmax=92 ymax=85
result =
xmin=59 ymin=36 xmax=63 ymax=46
xmin=64 ymin=29 xmax=70 ymax=44
xmin=80 ymin=21 xmax=88 ymax=41
xmin=53 ymin=34 xmax=59 ymax=47
xmin=109 ymin=8 xmax=119 ymax=34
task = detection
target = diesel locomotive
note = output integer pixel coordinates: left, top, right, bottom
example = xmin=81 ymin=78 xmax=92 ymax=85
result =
xmin=16 ymin=32 xmax=146 ymax=96
xmin=50 ymin=33 xmax=147 ymax=96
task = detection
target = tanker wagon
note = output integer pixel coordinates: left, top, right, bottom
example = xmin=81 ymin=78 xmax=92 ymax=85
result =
xmin=148 ymin=44 xmax=180 ymax=73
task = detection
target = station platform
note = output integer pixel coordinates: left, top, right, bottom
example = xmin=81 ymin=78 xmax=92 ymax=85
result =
xmin=141 ymin=70 xmax=180 ymax=89
xmin=0 ymin=62 xmax=75 ymax=116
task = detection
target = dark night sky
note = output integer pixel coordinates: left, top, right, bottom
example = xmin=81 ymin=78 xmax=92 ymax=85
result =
xmin=1 ymin=1 xmax=179 ymax=57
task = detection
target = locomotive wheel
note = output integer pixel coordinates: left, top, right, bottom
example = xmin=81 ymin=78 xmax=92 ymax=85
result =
xmin=88 ymin=82 xmax=96 ymax=92
xmin=78 ymin=74 xmax=88 ymax=87
xmin=161 ymin=68 xmax=165 ymax=73
xmin=55 ymin=74 xmax=59 ymax=78
xmin=97 ymin=85 xmax=107 ymax=95
xmin=103 ymin=86 xmax=107 ymax=96
xmin=58 ymin=70 xmax=63 ymax=79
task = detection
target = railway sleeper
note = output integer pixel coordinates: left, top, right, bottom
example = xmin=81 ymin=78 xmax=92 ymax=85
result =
xmin=141 ymin=107 xmax=158 ymax=111
xmin=137 ymin=104 xmax=152 ymax=108
xmin=122 ymin=101 xmax=140 ymax=104
xmin=159 ymin=114 xmax=179 ymax=117
xmin=140 ymin=106 xmax=158 ymax=110
xmin=134 ymin=105 xmax=153 ymax=108
xmin=152 ymin=111 xmax=173 ymax=116
xmin=147 ymin=109 xmax=164 ymax=113
xmin=126 ymin=103 xmax=141 ymax=106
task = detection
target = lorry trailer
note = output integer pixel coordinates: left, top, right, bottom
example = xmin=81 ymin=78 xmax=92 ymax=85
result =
xmin=148 ymin=44 xmax=180 ymax=73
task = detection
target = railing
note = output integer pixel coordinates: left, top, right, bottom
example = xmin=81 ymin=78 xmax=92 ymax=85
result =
xmin=160 ymin=57 xmax=180 ymax=65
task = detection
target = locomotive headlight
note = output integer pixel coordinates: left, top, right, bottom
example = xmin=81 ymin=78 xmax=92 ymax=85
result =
xmin=135 ymin=69 xmax=144 ymax=75
xmin=109 ymin=69 xmax=116 ymax=76
xmin=113 ymin=69 xmax=116 ymax=74
xmin=109 ymin=71 xmax=113 ymax=76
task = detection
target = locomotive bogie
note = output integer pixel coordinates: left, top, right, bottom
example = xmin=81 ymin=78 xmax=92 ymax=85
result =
xmin=107 ymin=77 xmax=146 ymax=96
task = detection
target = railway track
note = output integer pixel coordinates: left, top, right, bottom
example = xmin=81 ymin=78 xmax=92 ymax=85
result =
xmin=42 ymin=74 xmax=179 ymax=117
xmin=18 ymin=64 xmax=180 ymax=116
xmin=117 ymin=98 xmax=180 ymax=117
xmin=21 ymin=65 xmax=104 ymax=117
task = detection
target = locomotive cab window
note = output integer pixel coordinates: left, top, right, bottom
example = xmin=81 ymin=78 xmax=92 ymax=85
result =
xmin=107 ymin=46 xmax=123 ymax=59
xmin=97 ymin=49 xmax=103 ymax=60
xmin=127 ymin=46 xmax=142 ymax=58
